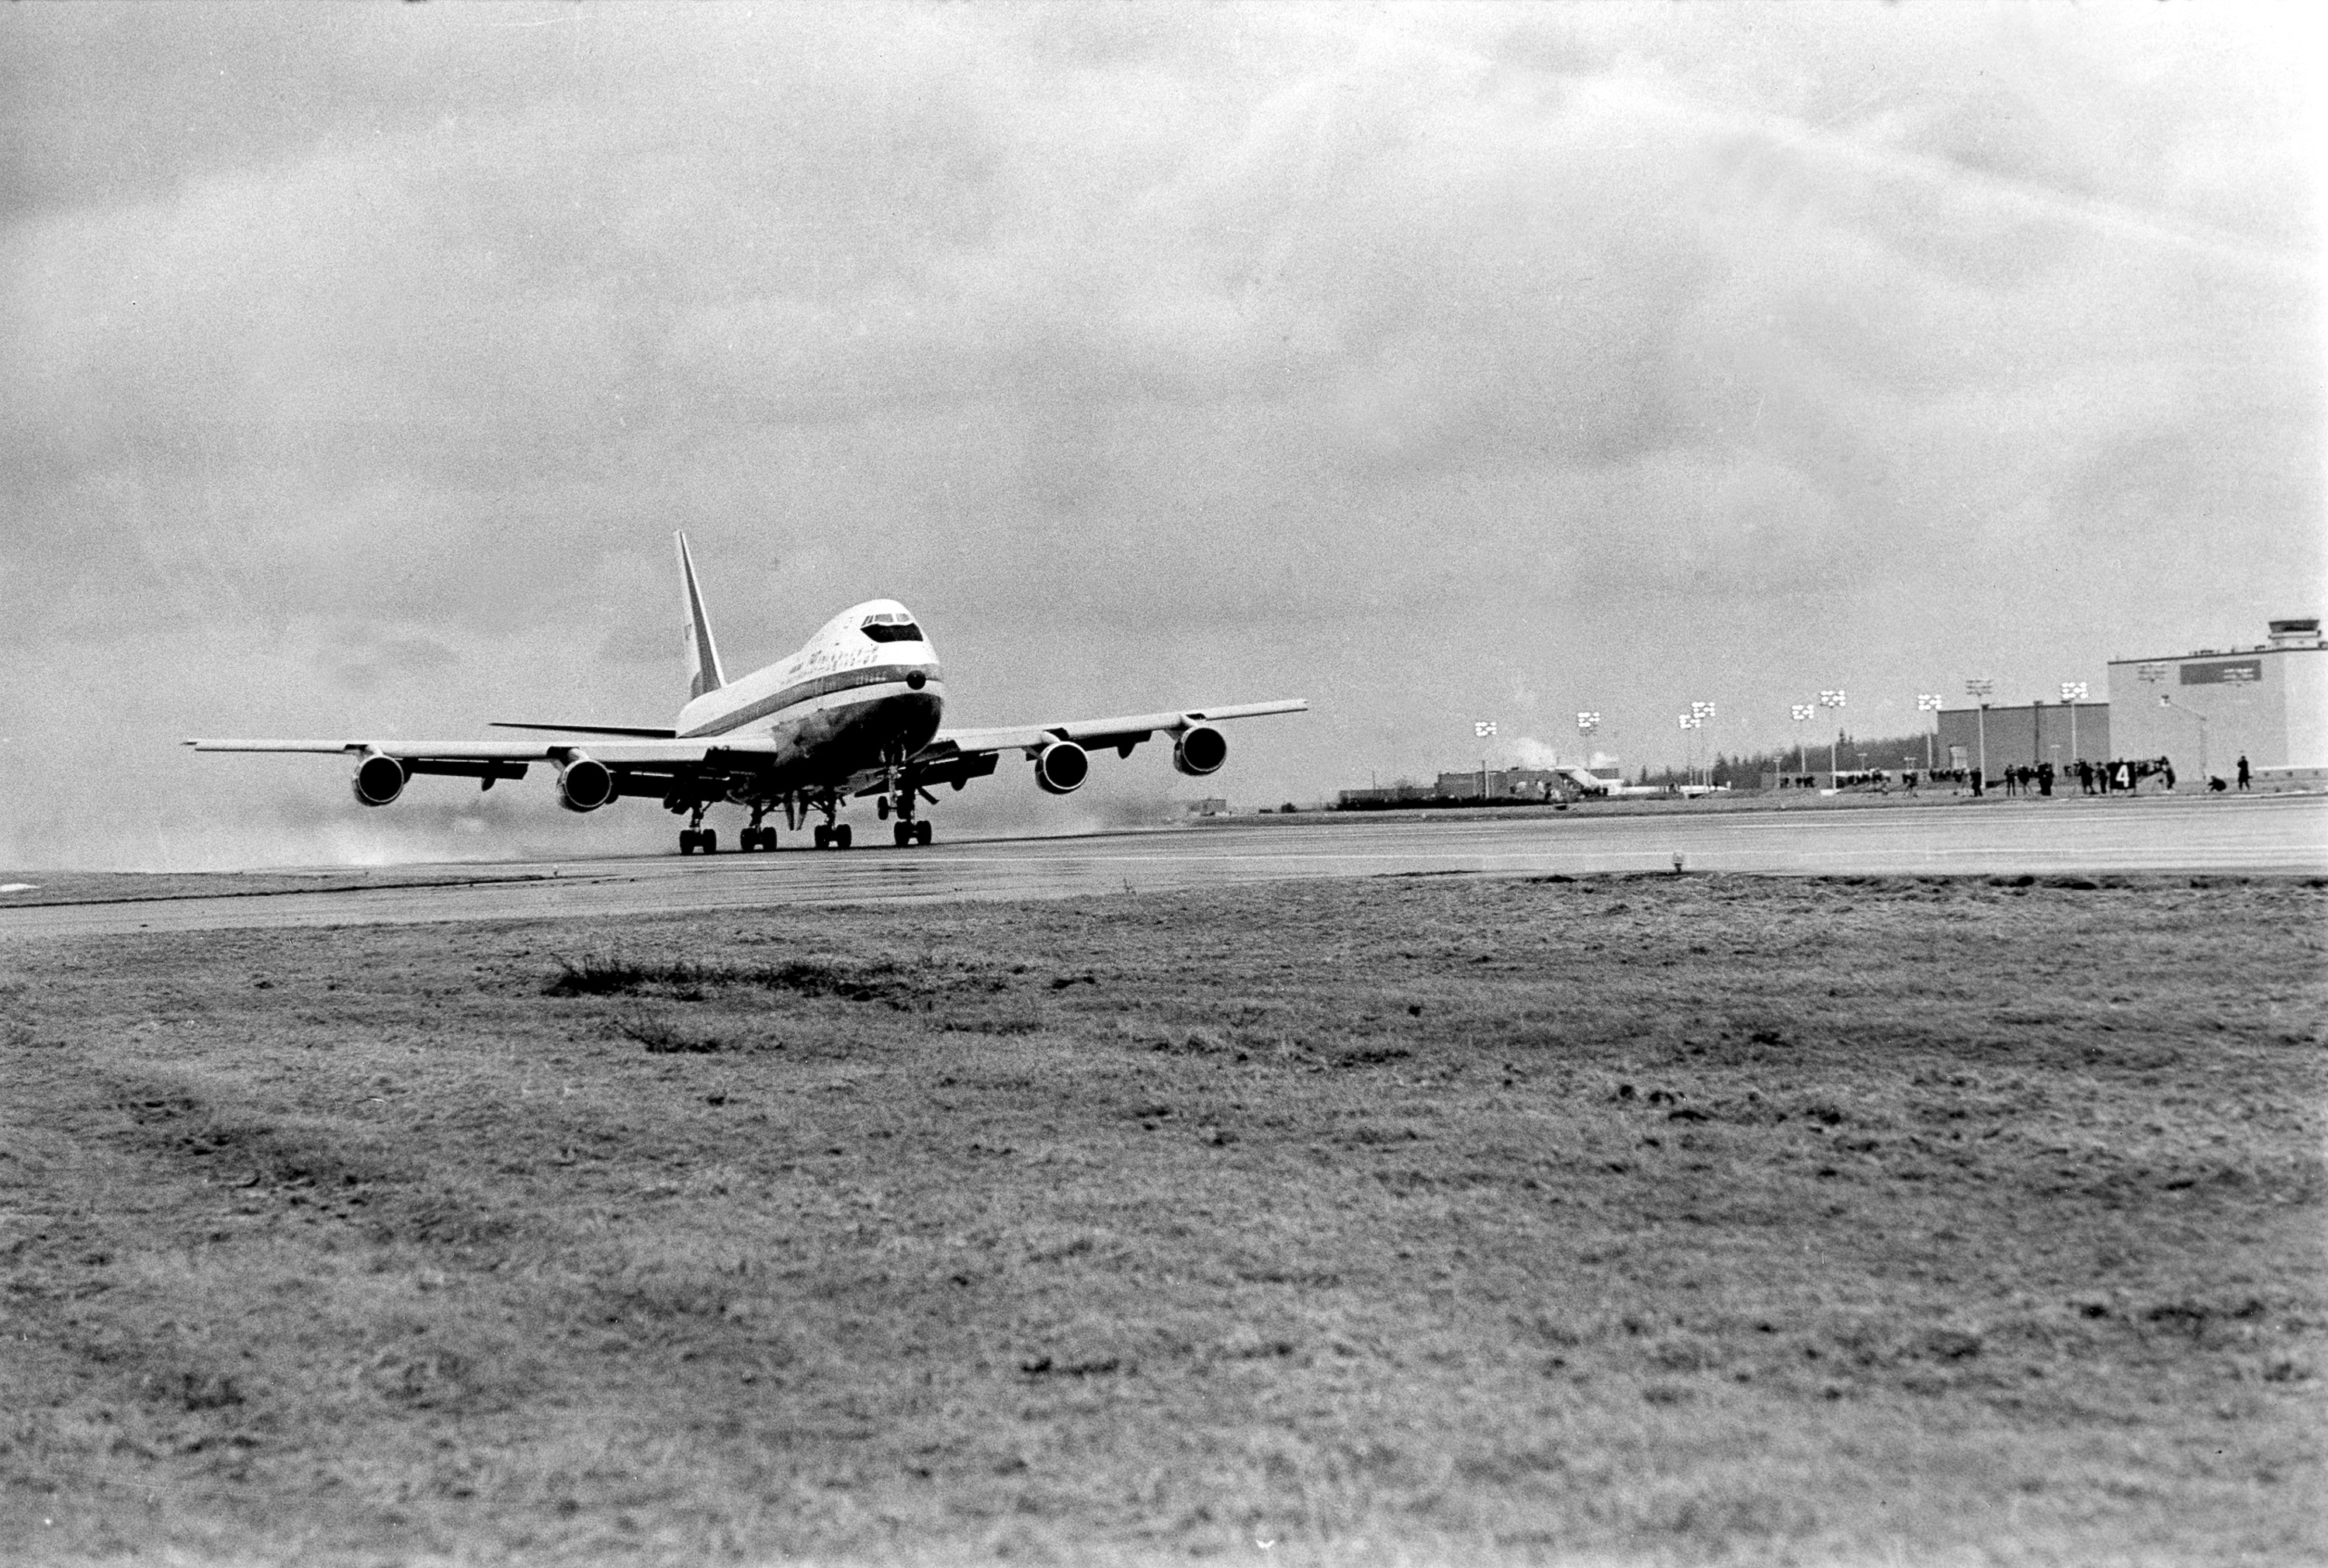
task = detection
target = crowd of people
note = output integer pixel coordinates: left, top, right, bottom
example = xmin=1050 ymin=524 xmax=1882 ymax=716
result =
xmin=1775 ymin=753 xmax=2257 ymax=797
xmin=1970 ymin=755 xmax=2255 ymax=795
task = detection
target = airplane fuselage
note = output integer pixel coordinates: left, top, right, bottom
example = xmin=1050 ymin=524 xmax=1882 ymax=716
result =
xmin=676 ymin=599 xmax=944 ymax=784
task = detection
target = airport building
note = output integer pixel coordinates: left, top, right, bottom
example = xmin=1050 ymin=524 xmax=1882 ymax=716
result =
xmin=1336 ymin=767 xmax=1590 ymax=810
xmin=2105 ymin=618 xmax=2326 ymax=780
xmin=1934 ymin=701 xmax=2111 ymax=777
xmin=1432 ymin=767 xmax=1568 ymax=801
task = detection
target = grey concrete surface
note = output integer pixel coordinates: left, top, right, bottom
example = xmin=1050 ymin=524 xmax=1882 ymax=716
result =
xmin=2 ymin=794 xmax=2320 ymax=940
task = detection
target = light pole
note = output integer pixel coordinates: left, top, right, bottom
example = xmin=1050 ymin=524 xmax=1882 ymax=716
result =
xmin=1573 ymin=711 xmax=1599 ymax=795
xmin=1689 ymin=701 xmax=1716 ymax=787
xmin=2134 ymin=663 xmax=2170 ymax=781
xmin=2154 ymin=693 xmax=2208 ymax=780
xmin=2060 ymin=681 xmax=2088 ymax=777
xmin=1818 ymin=689 xmax=1845 ymax=784
xmin=1917 ymin=694 xmax=1942 ymax=773
xmin=1677 ymin=712 xmax=1702 ymax=788
xmin=1965 ymin=677 xmax=1994 ymax=791
xmin=1791 ymin=703 xmax=1814 ymax=784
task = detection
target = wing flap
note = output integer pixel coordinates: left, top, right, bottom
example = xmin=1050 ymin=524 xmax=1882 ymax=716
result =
xmin=186 ymin=737 xmax=781 ymax=767
xmin=923 ymin=698 xmax=1307 ymax=760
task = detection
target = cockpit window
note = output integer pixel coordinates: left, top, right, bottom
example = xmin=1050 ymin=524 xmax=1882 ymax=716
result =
xmin=861 ymin=611 xmax=923 ymax=643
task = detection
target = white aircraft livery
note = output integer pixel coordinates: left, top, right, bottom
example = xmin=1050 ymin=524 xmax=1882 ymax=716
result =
xmin=189 ymin=533 xmax=1308 ymax=853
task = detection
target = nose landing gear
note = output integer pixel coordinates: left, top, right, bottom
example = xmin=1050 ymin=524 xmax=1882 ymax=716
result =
xmin=882 ymin=765 xmax=937 ymax=848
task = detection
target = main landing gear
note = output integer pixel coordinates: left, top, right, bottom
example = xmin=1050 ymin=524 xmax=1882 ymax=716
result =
xmin=673 ymin=781 xmax=940 ymax=856
xmin=739 ymin=802 xmax=778 ymax=853
xmin=677 ymin=799 xmax=718 ymax=856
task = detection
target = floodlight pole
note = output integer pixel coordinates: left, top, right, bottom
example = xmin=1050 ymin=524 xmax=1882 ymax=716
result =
xmin=2155 ymin=697 xmax=2208 ymax=780
xmin=1965 ymin=677 xmax=1994 ymax=791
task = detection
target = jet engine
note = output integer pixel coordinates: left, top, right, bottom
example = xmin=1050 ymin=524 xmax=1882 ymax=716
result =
xmin=1034 ymin=739 xmax=1089 ymax=795
xmin=1173 ymin=724 xmax=1228 ymax=777
xmin=558 ymin=756 xmax=616 ymax=812
xmin=352 ymin=753 xmax=407 ymax=808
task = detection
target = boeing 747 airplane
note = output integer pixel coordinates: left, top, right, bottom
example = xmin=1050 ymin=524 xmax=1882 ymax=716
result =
xmin=189 ymin=534 xmax=1307 ymax=853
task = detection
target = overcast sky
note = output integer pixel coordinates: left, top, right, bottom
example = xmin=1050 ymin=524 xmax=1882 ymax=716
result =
xmin=2 ymin=2 xmax=2319 ymax=869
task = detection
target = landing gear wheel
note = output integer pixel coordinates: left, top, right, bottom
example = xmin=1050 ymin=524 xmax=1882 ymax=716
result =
xmin=833 ymin=824 xmax=853 ymax=850
xmin=893 ymin=820 xmax=913 ymax=849
xmin=679 ymin=830 xmax=695 ymax=856
xmin=813 ymin=824 xmax=831 ymax=850
xmin=698 ymin=828 xmax=717 ymax=855
xmin=914 ymin=820 xmax=933 ymax=846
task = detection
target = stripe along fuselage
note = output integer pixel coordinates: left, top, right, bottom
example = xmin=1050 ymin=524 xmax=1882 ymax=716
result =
xmin=676 ymin=599 xmax=944 ymax=786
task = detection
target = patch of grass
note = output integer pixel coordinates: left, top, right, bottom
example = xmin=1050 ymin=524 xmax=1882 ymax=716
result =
xmin=546 ymin=951 xmax=1004 ymax=1007
xmin=613 ymin=1011 xmax=730 ymax=1054
xmin=0 ymin=874 xmax=2321 ymax=1566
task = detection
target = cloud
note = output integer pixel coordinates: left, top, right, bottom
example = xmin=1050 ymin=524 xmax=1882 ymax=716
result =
xmin=0 ymin=2 xmax=2316 ymax=868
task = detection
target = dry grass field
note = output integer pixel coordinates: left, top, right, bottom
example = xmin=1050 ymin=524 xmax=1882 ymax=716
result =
xmin=2 ymin=873 xmax=2322 ymax=1566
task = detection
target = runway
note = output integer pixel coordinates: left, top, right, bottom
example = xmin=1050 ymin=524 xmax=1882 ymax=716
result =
xmin=2 ymin=794 xmax=2320 ymax=940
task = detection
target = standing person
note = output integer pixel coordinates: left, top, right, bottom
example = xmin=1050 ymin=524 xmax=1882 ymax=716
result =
xmin=2237 ymin=754 xmax=2251 ymax=791
xmin=2077 ymin=758 xmax=2092 ymax=795
xmin=2039 ymin=760 xmax=2054 ymax=797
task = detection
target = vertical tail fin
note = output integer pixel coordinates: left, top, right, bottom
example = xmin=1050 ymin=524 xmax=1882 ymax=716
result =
xmin=674 ymin=531 xmax=726 ymax=701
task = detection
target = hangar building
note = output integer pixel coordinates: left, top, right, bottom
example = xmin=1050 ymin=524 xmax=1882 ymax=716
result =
xmin=1935 ymin=700 xmax=2110 ymax=777
xmin=2107 ymin=618 xmax=2326 ymax=779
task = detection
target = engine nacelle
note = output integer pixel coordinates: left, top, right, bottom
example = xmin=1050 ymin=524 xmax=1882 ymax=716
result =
xmin=1173 ymin=724 xmax=1228 ymax=777
xmin=352 ymin=753 xmax=407 ymax=808
xmin=1034 ymin=739 xmax=1089 ymax=795
xmin=558 ymin=756 xmax=616 ymax=813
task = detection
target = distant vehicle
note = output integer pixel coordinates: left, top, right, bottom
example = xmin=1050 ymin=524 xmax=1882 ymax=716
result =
xmin=189 ymin=533 xmax=1307 ymax=854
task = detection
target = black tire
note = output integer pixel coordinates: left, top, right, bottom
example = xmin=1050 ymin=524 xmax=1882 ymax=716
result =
xmin=893 ymin=821 xmax=912 ymax=849
xmin=699 ymin=829 xmax=717 ymax=854
xmin=834 ymin=824 xmax=853 ymax=850
xmin=915 ymin=820 xmax=933 ymax=846
xmin=813 ymin=824 xmax=830 ymax=850
xmin=679 ymin=830 xmax=697 ymax=856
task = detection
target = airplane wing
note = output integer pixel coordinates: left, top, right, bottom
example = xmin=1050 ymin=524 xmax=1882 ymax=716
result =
xmin=909 ymin=698 xmax=1307 ymax=781
xmin=183 ymin=735 xmax=788 ymax=805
